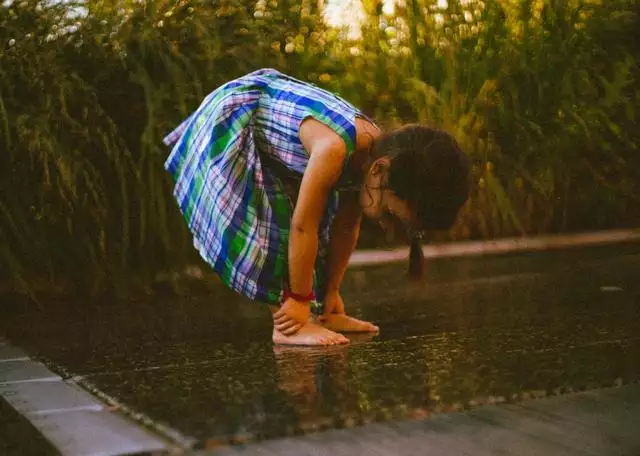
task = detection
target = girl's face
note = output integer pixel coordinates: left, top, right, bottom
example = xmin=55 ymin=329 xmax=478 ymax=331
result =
xmin=360 ymin=158 xmax=419 ymax=232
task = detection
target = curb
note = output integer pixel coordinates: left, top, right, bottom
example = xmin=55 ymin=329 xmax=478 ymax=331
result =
xmin=349 ymin=229 xmax=640 ymax=266
xmin=0 ymin=339 xmax=179 ymax=455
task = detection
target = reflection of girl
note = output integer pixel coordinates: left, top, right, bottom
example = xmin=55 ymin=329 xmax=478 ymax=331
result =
xmin=164 ymin=69 xmax=469 ymax=346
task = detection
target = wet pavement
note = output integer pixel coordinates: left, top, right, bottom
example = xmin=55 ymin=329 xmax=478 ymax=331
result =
xmin=1 ymin=242 xmax=639 ymax=450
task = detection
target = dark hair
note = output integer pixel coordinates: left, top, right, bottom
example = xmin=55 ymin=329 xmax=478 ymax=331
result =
xmin=371 ymin=124 xmax=470 ymax=279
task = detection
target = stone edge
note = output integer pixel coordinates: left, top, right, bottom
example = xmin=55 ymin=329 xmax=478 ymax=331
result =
xmin=0 ymin=339 xmax=181 ymax=456
xmin=349 ymin=229 xmax=640 ymax=266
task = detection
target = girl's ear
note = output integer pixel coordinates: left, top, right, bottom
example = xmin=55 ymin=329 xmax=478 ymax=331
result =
xmin=370 ymin=157 xmax=391 ymax=176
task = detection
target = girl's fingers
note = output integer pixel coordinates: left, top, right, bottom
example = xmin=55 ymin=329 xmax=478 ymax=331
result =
xmin=280 ymin=323 xmax=302 ymax=336
xmin=273 ymin=311 xmax=308 ymax=325
xmin=276 ymin=319 xmax=297 ymax=332
xmin=273 ymin=312 xmax=293 ymax=324
xmin=273 ymin=307 xmax=291 ymax=320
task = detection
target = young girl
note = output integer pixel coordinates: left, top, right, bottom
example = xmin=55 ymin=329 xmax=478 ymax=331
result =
xmin=164 ymin=68 xmax=469 ymax=346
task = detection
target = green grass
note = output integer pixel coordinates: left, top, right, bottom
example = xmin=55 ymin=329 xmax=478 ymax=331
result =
xmin=0 ymin=0 xmax=638 ymax=298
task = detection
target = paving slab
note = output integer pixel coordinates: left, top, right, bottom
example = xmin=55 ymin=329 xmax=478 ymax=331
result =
xmin=0 ymin=341 xmax=172 ymax=455
xmin=1 ymin=242 xmax=639 ymax=453
xmin=0 ymin=359 xmax=61 ymax=384
xmin=0 ymin=342 xmax=28 ymax=361
xmin=78 ymin=329 xmax=639 ymax=444
xmin=24 ymin=408 xmax=168 ymax=456
xmin=209 ymin=385 xmax=640 ymax=456
xmin=463 ymin=404 xmax=608 ymax=455
xmin=0 ymin=380 xmax=103 ymax=415
xmin=518 ymin=386 xmax=640 ymax=437
xmin=2 ymin=243 xmax=638 ymax=375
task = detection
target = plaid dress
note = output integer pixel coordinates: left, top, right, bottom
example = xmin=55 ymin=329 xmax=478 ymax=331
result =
xmin=164 ymin=68 xmax=366 ymax=311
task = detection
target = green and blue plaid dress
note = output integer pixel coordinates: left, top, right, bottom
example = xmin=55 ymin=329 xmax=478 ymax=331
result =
xmin=164 ymin=68 xmax=366 ymax=311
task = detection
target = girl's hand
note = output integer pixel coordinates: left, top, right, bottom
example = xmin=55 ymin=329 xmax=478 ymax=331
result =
xmin=273 ymin=297 xmax=311 ymax=335
xmin=321 ymin=289 xmax=345 ymax=317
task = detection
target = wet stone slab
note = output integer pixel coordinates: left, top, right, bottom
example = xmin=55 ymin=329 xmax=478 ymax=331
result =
xmin=81 ymin=329 xmax=640 ymax=445
xmin=22 ymin=408 xmax=168 ymax=456
xmin=0 ymin=380 xmax=103 ymax=415
xmin=0 ymin=343 xmax=28 ymax=362
xmin=207 ymin=385 xmax=640 ymax=456
xmin=3 ymin=246 xmax=639 ymax=375
xmin=0 ymin=360 xmax=61 ymax=385
xmin=1 ymin=243 xmax=639 ymax=447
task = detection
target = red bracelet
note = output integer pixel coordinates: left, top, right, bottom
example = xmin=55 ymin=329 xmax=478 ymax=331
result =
xmin=283 ymin=288 xmax=316 ymax=302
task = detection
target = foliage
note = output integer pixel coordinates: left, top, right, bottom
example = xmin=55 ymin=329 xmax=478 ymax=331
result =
xmin=0 ymin=0 xmax=638 ymax=295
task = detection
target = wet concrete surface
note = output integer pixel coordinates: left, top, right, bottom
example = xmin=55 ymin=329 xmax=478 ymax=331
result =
xmin=1 ymin=243 xmax=639 ymax=448
xmin=208 ymin=384 xmax=640 ymax=456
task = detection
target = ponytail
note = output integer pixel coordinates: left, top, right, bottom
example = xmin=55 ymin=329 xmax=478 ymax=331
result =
xmin=408 ymin=234 xmax=425 ymax=280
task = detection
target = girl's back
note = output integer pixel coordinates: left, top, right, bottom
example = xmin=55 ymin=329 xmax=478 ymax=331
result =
xmin=163 ymin=68 xmax=364 ymax=305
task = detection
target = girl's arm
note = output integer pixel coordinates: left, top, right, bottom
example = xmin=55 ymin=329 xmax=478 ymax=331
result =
xmin=288 ymin=122 xmax=347 ymax=296
xmin=325 ymin=191 xmax=362 ymax=295
xmin=323 ymin=116 xmax=377 ymax=298
xmin=273 ymin=119 xmax=347 ymax=334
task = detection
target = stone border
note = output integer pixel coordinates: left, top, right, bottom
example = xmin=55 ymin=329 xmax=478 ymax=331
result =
xmin=349 ymin=229 xmax=640 ymax=266
xmin=205 ymin=383 xmax=640 ymax=456
xmin=0 ymin=339 xmax=174 ymax=455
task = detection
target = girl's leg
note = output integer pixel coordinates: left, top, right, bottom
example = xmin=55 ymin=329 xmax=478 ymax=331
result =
xmin=316 ymin=292 xmax=379 ymax=333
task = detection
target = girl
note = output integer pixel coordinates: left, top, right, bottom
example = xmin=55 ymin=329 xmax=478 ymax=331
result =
xmin=164 ymin=68 xmax=469 ymax=346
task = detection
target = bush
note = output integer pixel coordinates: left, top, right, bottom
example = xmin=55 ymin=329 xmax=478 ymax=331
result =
xmin=0 ymin=0 xmax=638 ymax=296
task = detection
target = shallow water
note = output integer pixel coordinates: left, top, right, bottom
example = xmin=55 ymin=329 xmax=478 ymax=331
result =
xmin=1 ymin=243 xmax=639 ymax=446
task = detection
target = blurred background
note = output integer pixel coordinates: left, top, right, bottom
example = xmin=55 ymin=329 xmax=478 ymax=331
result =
xmin=0 ymin=0 xmax=638 ymax=298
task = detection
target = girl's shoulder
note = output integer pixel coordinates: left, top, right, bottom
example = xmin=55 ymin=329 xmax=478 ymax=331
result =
xmin=355 ymin=116 xmax=381 ymax=152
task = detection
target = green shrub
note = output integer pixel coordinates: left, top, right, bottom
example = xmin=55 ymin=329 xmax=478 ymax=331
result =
xmin=0 ymin=0 xmax=637 ymax=297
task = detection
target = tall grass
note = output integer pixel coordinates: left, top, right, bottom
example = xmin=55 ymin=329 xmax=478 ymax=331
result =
xmin=328 ymin=0 xmax=639 ymax=239
xmin=0 ymin=0 xmax=638 ymax=297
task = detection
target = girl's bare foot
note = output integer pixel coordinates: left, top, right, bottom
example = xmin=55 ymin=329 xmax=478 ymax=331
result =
xmin=318 ymin=314 xmax=380 ymax=333
xmin=272 ymin=321 xmax=350 ymax=346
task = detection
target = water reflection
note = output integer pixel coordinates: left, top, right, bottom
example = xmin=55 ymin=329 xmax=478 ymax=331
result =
xmin=272 ymin=334 xmax=382 ymax=427
xmin=273 ymin=345 xmax=353 ymax=433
